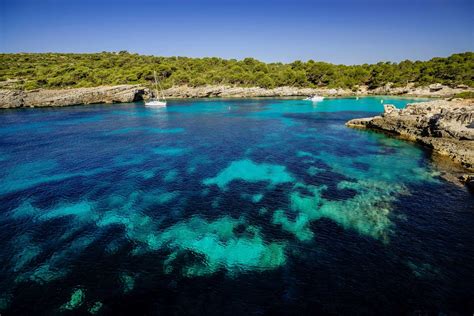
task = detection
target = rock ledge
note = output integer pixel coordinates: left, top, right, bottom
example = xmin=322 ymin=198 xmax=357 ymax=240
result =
xmin=346 ymin=99 xmax=474 ymax=186
xmin=0 ymin=85 xmax=151 ymax=109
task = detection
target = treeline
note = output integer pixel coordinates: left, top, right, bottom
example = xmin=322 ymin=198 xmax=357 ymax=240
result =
xmin=0 ymin=51 xmax=473 ymax=90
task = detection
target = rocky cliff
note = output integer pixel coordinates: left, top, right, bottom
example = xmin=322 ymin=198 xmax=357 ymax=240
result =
xmin=162 ymin=84 xmax=473 ymax=99
xmin=162 ymin=85 xmax=353 ymax=98
xmin=0 ymin=85 xmax=151 ymax=109
xmin=0 ymin=83 xmax=473 ymax=109
xmin=346 ymin=99 xmax=474 ymax=188
xmin=365 ymin=83 xmax=473 ymax=97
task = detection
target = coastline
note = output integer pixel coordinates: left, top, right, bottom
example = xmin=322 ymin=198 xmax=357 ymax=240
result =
xmin=0 ymin=85 xmax=150 ymax=109
xmin=346 ymin=99 xmax=474 ymax=188
xmin=1 ymin=83 xmax=473 ymax=109
xmin=162 ymin=83 xmax=472 ymax=99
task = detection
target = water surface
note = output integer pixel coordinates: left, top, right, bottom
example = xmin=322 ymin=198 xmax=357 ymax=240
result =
xmin=0 ymin=97 xmax=473 ymax=315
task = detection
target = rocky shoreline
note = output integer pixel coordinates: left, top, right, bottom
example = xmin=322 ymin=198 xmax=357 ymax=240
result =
xmin=1 ymin=83 xmax=473 ymax=109
xmin=346 ymin=99 xmax=474 ymax=189
xmin=163 ymin=83 xmax=473 ymax=98
xmin=0 ymin=85 xmax=151 ymax=109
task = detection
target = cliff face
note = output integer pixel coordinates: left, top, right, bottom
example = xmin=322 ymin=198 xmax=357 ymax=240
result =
xmin=0 ymin=83 xmax=473 ymax=109
xmin=365 ymin=83 xmax=473 ymax=98
xmin=162 ymin=84 xmax=473 ymax=99
xmin=162 ymin=85 xmax=353 ymax=98
xmin=0 ymin=85 xmax=151 ymax=109
xmin=346 ymin=99 xmax=474 ymax=186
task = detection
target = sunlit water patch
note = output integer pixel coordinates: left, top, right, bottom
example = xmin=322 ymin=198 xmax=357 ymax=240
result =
xmin=0 ymin=98 xmax=472 ymax=315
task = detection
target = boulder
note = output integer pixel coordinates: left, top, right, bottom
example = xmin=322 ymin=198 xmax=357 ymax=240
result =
xmin=429 ymin=83 xmax=444 ymax=92
xmin=459 ymin=174 xmax=474 ymax=191
xmin=383 ymin=104 xmax=398 ymax=115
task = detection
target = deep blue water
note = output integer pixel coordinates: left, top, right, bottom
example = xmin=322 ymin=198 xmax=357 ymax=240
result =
xmin=0 ymin=97 xmax=473 ymax=315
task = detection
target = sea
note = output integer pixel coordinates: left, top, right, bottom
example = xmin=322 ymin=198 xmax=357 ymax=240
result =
xmin=0 ymin=97 xmax=472 ymax=315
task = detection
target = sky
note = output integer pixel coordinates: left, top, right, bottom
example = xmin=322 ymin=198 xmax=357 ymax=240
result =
xmin=1 ymin=0 xmax=473 ymax=64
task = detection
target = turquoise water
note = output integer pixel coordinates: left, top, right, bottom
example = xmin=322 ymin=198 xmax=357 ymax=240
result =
xmin=0 ymin=97 xmax=472 ymax=315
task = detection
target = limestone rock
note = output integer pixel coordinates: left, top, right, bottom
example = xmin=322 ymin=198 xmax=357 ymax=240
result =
xmin=162 ymin=85 xmax=355 ymax=98
xmin=346 ymin=99 xmax=474 ymax=174
xmin=1 ymin=83 xmax=474 ymax=108
xmin=345 ymin=117 xmax=378 ymax=128
xmin=383 ymin=104 xmax=398 ymax=115
xmin=429 ymin=83 xmax=444 ymax=92
xmin=0 ymin=85 xmax=151 ymax=108
xmin=0 ymin=90 xmax=25 ymax=108
xmin=459 ymin=174 xmax=474 ymax=191
xmin=163 ymin=83 xmax=474 ymax=99
xmin=366 ymin=83 xmax=474 ymax=98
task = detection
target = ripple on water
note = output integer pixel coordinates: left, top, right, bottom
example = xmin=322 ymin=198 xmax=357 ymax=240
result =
xmin=152 ymin=146 xmax=189 ymax=156
xmin=107 ymin=127 xmax=184 ymax=135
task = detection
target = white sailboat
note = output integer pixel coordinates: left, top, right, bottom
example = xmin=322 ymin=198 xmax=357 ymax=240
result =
xmin=304 ymin=95 xmax=325 ymax=102
xmin=145 ymin=71 xmax=167 ymax=107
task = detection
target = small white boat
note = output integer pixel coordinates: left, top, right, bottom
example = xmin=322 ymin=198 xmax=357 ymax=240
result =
xmin=145 ymin=71 xmax=167 ymax=108
xmin=304 ymin=95 xmax=325 ymax=102
xmin=145 ymin=100 xmax=167 ymax=107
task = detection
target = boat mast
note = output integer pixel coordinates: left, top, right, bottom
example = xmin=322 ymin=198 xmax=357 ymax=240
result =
xmin=153 ymin=70 xmax=167 ymax=102
xmin=160 ymin=82 xmax=167 ymax=102
xmin=153 ymin=71 xmax=159 ymax=99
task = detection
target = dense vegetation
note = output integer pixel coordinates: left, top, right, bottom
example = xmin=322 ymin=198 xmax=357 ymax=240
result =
xmin=0 ymin=52 xmax=473 ymax=90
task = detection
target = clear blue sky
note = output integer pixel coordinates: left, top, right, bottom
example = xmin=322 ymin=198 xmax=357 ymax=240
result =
xmin=1 ymin=0 xmax=473 ymax=64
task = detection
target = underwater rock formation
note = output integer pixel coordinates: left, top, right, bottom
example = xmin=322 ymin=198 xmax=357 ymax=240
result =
xmin=60 ymin=288 xmax=85 ymax=311
xmin=0 ymin=85 xmax=151 ymax=108
xmin=203 ymin=159 xmax=294 ymax=190
xmin=346 ymin=99 xmax=474 ymax=184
